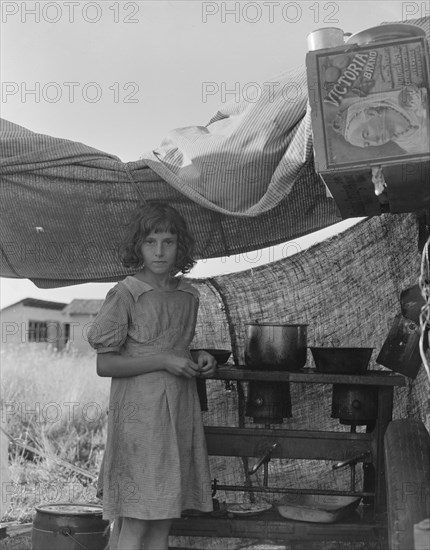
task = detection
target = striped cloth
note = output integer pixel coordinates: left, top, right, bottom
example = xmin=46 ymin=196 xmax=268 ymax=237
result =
xmin=142 ymin=65 xmax=312 ymax=215
xmin=142 ymin=16 xmax=429 ymax=215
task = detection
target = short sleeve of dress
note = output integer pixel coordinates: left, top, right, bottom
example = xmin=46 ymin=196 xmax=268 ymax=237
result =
xmin=87 ymin=286 xmax=130 ymax=354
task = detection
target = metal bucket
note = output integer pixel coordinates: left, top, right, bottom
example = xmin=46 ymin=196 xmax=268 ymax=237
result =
xmin=32 ymin=503 xmax=109 ymax=550
xmin=244 ymin=323 xmax=307 ymax=423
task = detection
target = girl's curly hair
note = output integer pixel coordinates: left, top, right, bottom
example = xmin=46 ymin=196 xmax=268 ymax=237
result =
xmin=120 ymin=202 xmax=196 ymax=274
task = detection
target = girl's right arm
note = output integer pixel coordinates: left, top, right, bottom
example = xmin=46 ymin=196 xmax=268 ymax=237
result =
xmin=97 ymin=352 xmax=200 ymax=379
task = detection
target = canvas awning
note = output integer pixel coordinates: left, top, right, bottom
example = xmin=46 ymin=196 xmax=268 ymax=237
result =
xmin=0 ymin=105 xmax=339 ymax=287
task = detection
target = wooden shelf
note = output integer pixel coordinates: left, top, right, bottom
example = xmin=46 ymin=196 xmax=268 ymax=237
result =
xmin=171 ymin=507 xmax=387 ymax=544
xmin=210 ymin=366 xmax=406 ymax=386
xmin=204 ymin=425 xmax=373 ymax=461
xmin=183 ymin=367 xmax=396 ymax=547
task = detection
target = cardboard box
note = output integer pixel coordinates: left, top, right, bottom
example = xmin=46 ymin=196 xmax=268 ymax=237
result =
xmin=306 ymin=36 xmax=430 ymax=217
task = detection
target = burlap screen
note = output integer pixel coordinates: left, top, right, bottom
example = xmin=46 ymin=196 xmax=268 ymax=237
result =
xmin=172 ymin=213 xmax=429 ymax=549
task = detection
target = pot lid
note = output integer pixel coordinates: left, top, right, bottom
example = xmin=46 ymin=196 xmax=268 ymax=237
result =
xmin=35 ymin=503 xmax=103 ymax=516
xmin=346 ymin=24 xmax=425 ymax=45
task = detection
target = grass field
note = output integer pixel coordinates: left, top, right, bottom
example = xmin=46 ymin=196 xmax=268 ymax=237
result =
xmin=1 ymin=344 xmax=110 ymax=523
xmin=0 ymin=534 xmax=31 ymax=550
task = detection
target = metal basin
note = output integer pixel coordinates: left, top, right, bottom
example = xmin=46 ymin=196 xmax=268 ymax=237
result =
xmin=310 ymin=347 xmax=373 ymax=374
xmin=277 ymin=494 xmax=361 ymax=523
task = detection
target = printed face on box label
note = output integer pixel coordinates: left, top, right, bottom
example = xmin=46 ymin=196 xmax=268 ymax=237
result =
xmin=347 ymin=106 xmax=415 ymax=147
xmin=332 ymin=88 xmax=428 ymax=154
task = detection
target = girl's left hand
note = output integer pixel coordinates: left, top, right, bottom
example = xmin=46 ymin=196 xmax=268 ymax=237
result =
xmin=195 ymin=351 xmax=217 ymax=378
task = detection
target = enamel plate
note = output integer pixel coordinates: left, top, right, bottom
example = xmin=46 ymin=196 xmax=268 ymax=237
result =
xmin=226 ymin=502 xmax=272 ymax=516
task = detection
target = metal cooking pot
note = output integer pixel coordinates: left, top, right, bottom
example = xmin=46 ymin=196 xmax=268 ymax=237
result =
xmin=244 ymin=322 xmax=308 ymax=371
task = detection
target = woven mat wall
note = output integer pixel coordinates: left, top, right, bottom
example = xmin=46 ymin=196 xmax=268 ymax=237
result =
xmin=173 ymin=213 xmax=429 ymax=550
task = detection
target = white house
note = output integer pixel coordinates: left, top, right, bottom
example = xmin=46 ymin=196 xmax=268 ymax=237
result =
xmin=1 ymin=298 xmax=104 ymax=353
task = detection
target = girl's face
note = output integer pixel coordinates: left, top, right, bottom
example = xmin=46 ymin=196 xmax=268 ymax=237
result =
xmin=141 ymin=231 xmax=178 ymax=276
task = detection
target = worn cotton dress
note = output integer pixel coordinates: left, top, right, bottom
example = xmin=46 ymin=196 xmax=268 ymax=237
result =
xmin=88 ymin=276 xmax=213 ymax=520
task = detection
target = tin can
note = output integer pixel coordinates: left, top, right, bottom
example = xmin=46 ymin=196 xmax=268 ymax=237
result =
xmin=307 ymin=27 xmax=346 ymax=51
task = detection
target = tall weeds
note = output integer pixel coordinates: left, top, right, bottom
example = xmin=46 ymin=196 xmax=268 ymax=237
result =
xmin=1 ymin=344 xmax=110 ymax=521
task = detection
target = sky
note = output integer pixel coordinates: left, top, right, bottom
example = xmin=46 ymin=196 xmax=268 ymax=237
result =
xmin=0 ymin=0 xmax=422 ymax=309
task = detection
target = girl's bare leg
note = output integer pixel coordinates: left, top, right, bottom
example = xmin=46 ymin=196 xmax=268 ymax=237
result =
xmin=116 ymin=517 xmax=148 ymax=550
xmin=144 ymin=519 xmax=173 ymax=550
xmin=108 ymin=517 xmax=122 ymax=549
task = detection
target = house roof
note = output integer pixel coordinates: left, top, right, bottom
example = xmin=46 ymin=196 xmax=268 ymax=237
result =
xmin=62 ymin=299 xmax=104 ymax=316
xmin=1 ymin=298 xmax=68 ymax=312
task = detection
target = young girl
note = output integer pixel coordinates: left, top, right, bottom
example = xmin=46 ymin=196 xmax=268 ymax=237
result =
xmin=88 ymin=202 xmax=216 ymax=550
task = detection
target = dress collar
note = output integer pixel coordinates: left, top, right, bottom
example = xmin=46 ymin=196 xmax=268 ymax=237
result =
xmin=122 ymin=275 xmax=199 ymax=302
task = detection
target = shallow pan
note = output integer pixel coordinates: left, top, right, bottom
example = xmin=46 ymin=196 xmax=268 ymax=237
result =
xmin=277 ymin=494 xmax=361 ymax=523
xmin=192 ymin=348 xmax=231 ymax=364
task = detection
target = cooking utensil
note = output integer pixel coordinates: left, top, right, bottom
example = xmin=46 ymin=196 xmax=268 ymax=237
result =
xmin=245 ymin=323 xmax=307 ymax=371
xmin=400 ymin=284 xmax=426 ymax=325
xmin=277 ymin=494 xmax=361 ymax=523
xmin=193 ymin=349 xmax=231 ymax=411
xmin=346 ymin=23 xmax=426 ymax=45
xmin=32 ymin=504 xmax=109 ymax=550
xmin=192 ymin=349 xmax=231 ymax=364
xmin=307 ymin=27 xmax=347 ymax=50
xmin=226 ymin=502 xmax=272 ymax=517
xmin=376 ymin=314 xmax=424 ymax=378
xmin=310 ymin=347 xmax=373 ymax=374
